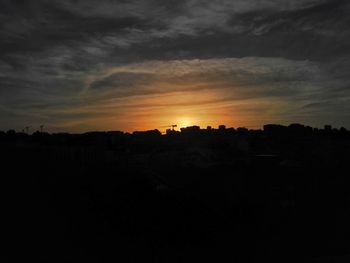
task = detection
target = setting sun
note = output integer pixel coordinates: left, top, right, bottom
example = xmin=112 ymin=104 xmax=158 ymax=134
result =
xmin=177 ymin=117 xmax=194 ymax=129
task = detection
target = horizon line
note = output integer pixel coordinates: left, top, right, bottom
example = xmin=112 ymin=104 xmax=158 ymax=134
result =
xmin=2 ymin=123 xmax=347 ymax=135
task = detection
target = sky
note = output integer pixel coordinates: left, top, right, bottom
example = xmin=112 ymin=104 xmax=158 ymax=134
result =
xmin=1 ymin=0 xmax=350 ymax=133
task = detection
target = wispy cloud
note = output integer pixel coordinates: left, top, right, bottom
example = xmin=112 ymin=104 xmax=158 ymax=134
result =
xmin=0 ymin=0 xmax=349 ymax=131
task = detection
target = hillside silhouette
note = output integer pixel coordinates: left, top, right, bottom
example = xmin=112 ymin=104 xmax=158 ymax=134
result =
xmin=2 ymin=123 xmax=350 ymax=262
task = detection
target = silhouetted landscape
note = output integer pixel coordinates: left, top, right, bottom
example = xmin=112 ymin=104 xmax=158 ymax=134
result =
xmin=2 ymin=123 xmax=350 ymax=262
xmin=2 ymin=0 xmax=350 ymax=262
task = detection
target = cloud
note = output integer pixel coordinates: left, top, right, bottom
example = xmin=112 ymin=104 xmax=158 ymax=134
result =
xmin=87 ymin=57 xmax=321 ymax=93
xmin=0 ymin=0 xmax=350 ymax=131
xmin=89 ymin=72 xmax=155 ymax=90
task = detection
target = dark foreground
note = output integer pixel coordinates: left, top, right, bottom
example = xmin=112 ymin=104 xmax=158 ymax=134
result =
xmin=2 ymin=124 xmax=350 ymax=262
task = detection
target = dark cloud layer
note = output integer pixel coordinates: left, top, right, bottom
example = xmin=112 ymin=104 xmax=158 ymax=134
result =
xmin=0 ymin=0 xmax=349 ymax=131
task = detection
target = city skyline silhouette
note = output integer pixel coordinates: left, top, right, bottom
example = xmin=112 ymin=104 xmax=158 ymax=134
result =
xmin=2 ymin=0 xmax=350 ymax=262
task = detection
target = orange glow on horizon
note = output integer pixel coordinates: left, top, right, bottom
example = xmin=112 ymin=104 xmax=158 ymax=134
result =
xmin=57 ymin=73 xmax=288 ymax=133
xmin=57 ymin=86 xmax=285 ymax=133
xmin=102 ymin=88 xmax=277 ymax=133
